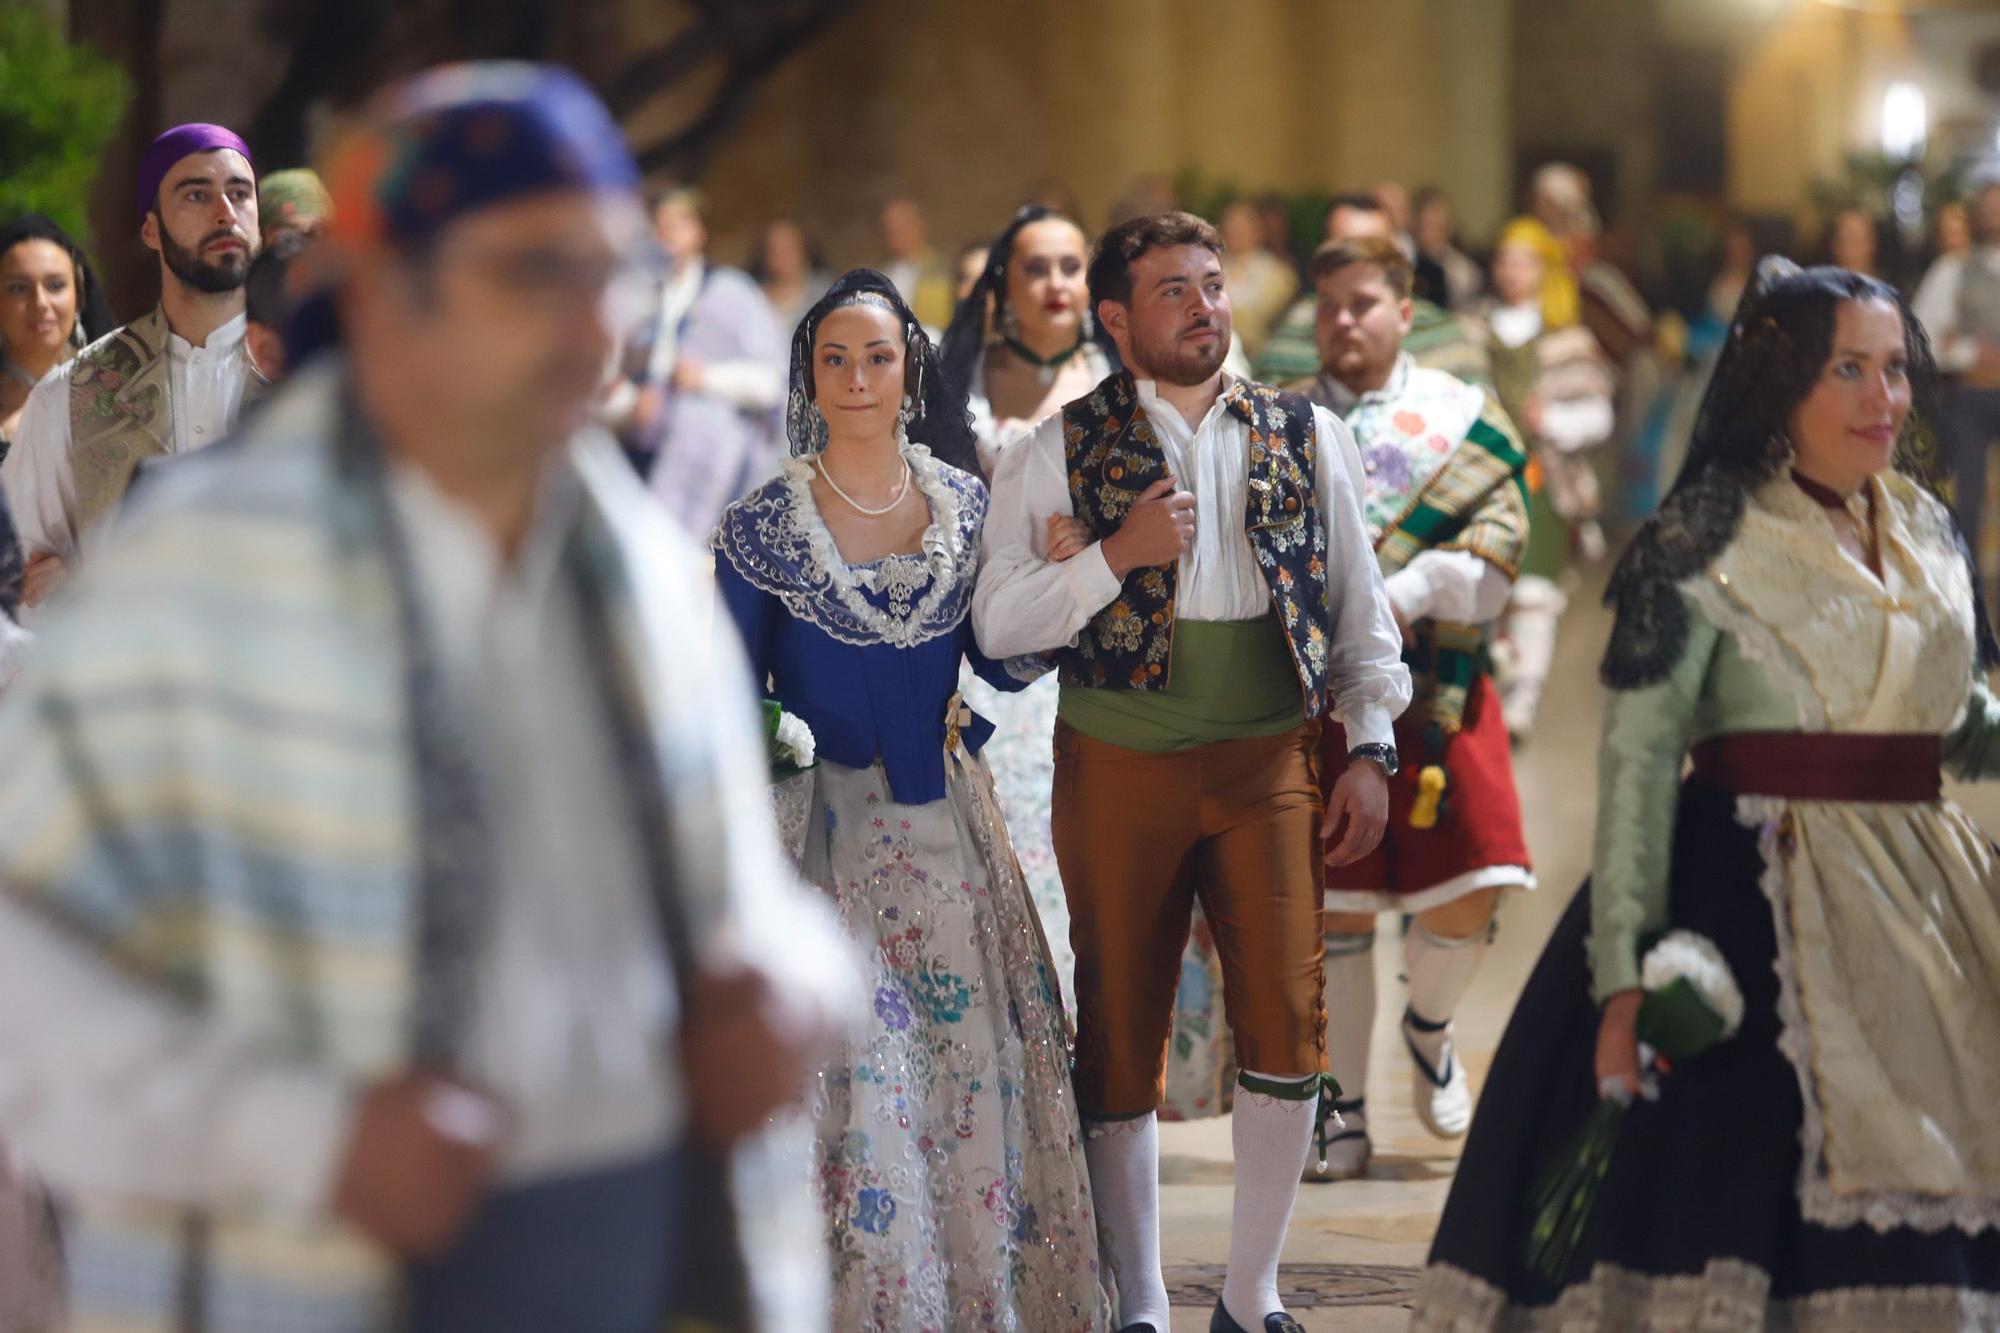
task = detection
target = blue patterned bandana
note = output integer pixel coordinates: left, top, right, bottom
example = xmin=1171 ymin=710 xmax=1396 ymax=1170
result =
xmin=327 ymin=62 xmax=638 ymax=249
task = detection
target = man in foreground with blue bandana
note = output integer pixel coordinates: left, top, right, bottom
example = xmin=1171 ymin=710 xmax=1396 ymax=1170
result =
xmin=0 ymin=63 xmax=852 ymax=1332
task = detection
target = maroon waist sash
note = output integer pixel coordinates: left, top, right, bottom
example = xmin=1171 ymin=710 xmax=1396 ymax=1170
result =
xmin=1689 ymin=732 xmax=1942 ymax=803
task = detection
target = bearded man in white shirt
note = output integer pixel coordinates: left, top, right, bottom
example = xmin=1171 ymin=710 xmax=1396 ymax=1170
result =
xmin=973 ymin=210 xmax=1412 ymax=1333
xmin=3 ymin=123 xmax=267 ymax=604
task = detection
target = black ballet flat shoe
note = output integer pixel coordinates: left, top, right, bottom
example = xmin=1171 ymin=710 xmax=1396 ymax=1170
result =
xmin=1208 ymin=1299 xmax=1305 ymax=1333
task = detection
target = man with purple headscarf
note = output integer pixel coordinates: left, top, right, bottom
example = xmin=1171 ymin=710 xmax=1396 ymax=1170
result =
xmin=2 ymin=124 xmax=266 ymax=597
xmin=0 ymin=64 xmax=849 ymax=1333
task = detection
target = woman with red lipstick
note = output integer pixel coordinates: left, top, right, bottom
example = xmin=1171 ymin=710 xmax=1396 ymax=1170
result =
xmin=0 ymin=214 xmax=111 ymax=462
xmin=939 ymin=203 xmax=1116 ymax=1006
xmin=1413 ymin=259 xmax=2000 ymax=1328
xmin=942 ymin=202 xmax=1115 ymax=478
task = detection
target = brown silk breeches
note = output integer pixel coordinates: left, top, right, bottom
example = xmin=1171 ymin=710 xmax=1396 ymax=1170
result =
xmin=1051 ymin=720 xmax=1328 ymax=1118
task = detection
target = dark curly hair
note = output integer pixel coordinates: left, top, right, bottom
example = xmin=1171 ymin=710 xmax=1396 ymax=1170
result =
xmin=0 ymin=212 xmax=115 ymax=348
xmin=1085 ymin=210 xmax=1223 ymax=312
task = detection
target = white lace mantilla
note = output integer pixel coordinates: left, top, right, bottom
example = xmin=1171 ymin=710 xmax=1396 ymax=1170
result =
xmin=1412 ymin=1259 xmax=2000 ymax=1331
xmin=711 ymin=443 xmax=983 ymax=649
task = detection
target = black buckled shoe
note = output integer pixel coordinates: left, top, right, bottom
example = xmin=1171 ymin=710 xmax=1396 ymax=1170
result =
xmin=1209 ymin=1299 xmax=1306 ymax=1333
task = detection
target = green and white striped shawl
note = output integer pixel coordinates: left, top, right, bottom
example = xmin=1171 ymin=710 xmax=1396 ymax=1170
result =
xmin=1379 ymin=398 xmax=1529 ymax=738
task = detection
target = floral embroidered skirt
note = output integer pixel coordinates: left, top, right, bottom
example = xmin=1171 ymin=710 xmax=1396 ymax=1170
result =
xmin=1411 ymin=778 xmax=2000 ymax=1331
xmin=800 ymin=753 xmax=1113 ymax=1332
xmin=957 ymin=672 xmax=1075 ymax=1007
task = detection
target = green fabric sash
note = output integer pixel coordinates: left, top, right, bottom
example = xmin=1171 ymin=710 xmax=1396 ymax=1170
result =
xmin=1057 ymin=614 xmax=1304 ymax=752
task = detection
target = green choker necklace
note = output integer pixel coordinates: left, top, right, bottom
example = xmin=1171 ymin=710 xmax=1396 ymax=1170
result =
xmin=1003 ymin=334 xmax=1088 ymax=386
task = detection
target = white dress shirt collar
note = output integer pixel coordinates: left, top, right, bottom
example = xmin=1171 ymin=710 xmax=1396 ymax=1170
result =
xmin=1132 ymin=373 xmax=1240 ymax=442
xmin=645 ymin=260 xmax=706 ymax=384
xmin=1311 ymin=354 xmax=1413 ymax=419
xmin=386 ymin=451 xmax=583 ymax=628
xmin=165 ymin=311 xmax=247 ymax=362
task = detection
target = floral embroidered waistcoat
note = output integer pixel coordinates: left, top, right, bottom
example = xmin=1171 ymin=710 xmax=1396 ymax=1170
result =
xmin=67 ymin=307 xmax=267 ymax=535
xmin=1056 ymin=371 xmax=1331 ymax=717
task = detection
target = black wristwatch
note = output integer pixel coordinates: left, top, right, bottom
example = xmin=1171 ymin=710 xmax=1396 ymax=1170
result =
xmin=1347 ymin=743 xmax=1400 ymax=778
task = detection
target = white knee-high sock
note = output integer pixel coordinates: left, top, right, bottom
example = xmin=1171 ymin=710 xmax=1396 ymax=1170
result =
xmin=1500 ymin=574 xmax=1567 ymax=728
xmin=1223 ymin=1074 xmax=1317 ymax=1326
xmin=1084 ymin=1114 xmax=1169 ymax=1330
xmin=1403 ymin=919 xmax=1493 ymax=1067
xmin=1323 ymin=930 xmax=1377 ymax=1114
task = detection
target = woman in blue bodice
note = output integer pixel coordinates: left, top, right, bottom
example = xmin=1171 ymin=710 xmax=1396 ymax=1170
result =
xmin=709 ymin=270 xmax=1112 ymax=1332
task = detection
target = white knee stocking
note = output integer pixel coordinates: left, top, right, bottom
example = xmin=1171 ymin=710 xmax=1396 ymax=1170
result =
xmin=1403 ymin=919 xmax=1493 ymax=1069
xmin=1499 ymin=574 xmax=1567 ymax=733
xmin=1223 ymin=1073 xmax=1317 ymax=1326
xmin=1084 ymin=1113 xmax=1169 ymax=1330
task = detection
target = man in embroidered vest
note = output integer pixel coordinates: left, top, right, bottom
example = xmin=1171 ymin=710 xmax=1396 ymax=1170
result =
xmin=975 ymin=211 xmax=1411 ymax=1333
xmin=1302 ymin=236 xmax=1534 ymax=1183
xmin=0 ymin=64 xmax=851 ymax=1333
xmin=3 ymin=123 xmax=269 ymax=604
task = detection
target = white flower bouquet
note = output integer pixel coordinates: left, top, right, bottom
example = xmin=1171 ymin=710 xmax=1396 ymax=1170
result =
xmin=762 ymin=699 xmax=816 ymax=780
xmin=1524 ymin=930 xmax=1745 ymax=1282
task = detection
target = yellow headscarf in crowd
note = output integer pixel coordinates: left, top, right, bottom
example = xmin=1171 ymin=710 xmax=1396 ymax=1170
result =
xmin=1497 ymin=216 xmax=1578 ymax=330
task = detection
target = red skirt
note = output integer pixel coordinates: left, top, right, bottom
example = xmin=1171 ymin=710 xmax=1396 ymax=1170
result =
xmin=1320 ymin=673 xmax=1533 ymax=912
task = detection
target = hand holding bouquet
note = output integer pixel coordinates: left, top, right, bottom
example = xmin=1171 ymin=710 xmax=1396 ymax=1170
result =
xmin=1523 ymin=930 xmax=1744 ymax=1284
xmin=763 ymin=699 xmax=816 ymax=782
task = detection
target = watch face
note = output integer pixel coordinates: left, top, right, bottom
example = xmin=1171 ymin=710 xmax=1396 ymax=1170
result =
xmin=1352 ymin=745 xmax=1398 ymax=777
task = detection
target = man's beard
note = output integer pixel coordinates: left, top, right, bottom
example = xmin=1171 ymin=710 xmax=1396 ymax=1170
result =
xmin=1326 ymin=339 xmax=1383 ymax=391
xmin=159 ymin=225 xmax=252 ymax=295
xmin=1128 ymin=317 xmax=1230 ymax=387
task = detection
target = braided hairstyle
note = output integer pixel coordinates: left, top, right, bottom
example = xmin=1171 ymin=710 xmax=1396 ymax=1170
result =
xmin=1601 ymin=256 xmax=1994 ymax=689
xmin=784 ymin=268 xmax=978 ymax=474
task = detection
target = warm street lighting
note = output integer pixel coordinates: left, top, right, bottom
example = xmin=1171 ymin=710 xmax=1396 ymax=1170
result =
xmin=1882 ymin=80 xmax=1928 ymax=159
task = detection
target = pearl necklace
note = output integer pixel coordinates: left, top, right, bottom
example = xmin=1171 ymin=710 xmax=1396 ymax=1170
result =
xmin=815 ymin=454 xmax=912 ymax=517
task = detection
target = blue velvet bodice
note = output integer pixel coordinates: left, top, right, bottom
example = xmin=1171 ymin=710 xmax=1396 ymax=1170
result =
xmin=711 ymin=448 xmax=1040 ymax=805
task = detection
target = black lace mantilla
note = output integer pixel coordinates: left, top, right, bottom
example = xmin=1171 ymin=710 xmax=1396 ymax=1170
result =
xmin=782 ymin=268 xmax=979 ymax=475
xmin=1601 ymin=257 xmax=1996 ymax=690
